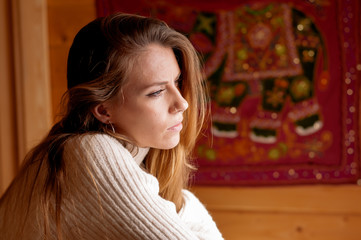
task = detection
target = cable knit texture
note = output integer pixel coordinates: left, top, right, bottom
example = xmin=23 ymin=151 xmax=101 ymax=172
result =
xmin=0 ymin=133 xmax=223 ymax=240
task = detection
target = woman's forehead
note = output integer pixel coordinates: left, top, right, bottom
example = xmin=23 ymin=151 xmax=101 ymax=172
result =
xmin=127 ymin=44 xmax=181 ymax=88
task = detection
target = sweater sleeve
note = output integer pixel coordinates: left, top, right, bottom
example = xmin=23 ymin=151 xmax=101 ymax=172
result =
xmin=178 ymin=190 xmax=224 ymax=240
xmin=61 ymin=133 xmax=199 ymax=240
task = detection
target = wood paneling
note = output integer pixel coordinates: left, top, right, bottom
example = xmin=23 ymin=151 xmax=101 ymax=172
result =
xmin=210 ymin=211 xmax=361 ymax=240
xmin=192 ymin=185 xmax=361 ymax=214
xmin=12 ymin=0 xmax=52 ymax=159
xmin=1 ymin=0 xmax=52 ymax=194
xmin=0 ymin=0 xmax=17 ymax=194
xmin=47 ymin=0 xmax=96 ymax=119
xmin=192 ymin=186 xmax=361 ymax=239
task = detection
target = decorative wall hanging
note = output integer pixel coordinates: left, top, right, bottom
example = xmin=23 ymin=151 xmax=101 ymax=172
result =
xmin=96 ymin=0 xmax=360 ymax=186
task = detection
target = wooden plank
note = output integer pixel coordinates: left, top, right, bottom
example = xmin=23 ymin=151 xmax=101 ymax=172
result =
xmin=12 ymin=0 xmax=52 ymax=160
xmin=212 ymin=210 xmax=361 ymax=240
xmin=47 ymin=1 xmax=96 ymax=46
xmin=192 ymin=185 xmax=361 ymax=214
xmin=0 ymin=0 xmax=18 ymax=194
xmin=47 ymin=0 xmax=96 ymax=119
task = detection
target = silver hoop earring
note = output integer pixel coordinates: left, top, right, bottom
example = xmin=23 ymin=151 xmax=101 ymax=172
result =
xmin=108 ymin=121 xmax=115 ymax=133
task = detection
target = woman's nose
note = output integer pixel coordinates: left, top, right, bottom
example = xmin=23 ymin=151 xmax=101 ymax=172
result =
xmin=170 ymin=92 xmax=188 ymax=113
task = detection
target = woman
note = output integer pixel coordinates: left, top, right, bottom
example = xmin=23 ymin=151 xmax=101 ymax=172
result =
xmin=0 ymin=13 xmax=223 ymax=240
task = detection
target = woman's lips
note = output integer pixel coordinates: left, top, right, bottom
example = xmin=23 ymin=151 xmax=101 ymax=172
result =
xmin=167 ymin=122 xmax=183 ymax=131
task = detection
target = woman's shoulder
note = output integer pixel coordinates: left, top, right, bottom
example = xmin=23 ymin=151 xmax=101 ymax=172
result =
xmin=64 ymin=133 xmax=133 ymax=166
xmin=63 ymin=132 xmax=159 ymax=196
xmin=66 ymin=133 xmax=128 ymax=152
xmin=66 ymin=132 xmax=123 ymax=146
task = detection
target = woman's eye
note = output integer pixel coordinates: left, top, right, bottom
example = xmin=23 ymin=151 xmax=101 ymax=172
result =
xmin=147 ymin=89 xmax=165 ymax=97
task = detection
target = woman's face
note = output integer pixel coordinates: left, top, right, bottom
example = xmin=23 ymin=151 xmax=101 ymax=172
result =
xmin=107 ymin=44 xmax=188 ymax=149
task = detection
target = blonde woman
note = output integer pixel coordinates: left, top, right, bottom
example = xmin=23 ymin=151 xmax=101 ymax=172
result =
xmin=0 ymin=13 xmax=223 ymax=240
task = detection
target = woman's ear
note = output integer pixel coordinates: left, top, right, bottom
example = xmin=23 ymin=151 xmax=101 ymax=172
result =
xmin=92 ymin=103 xmax=111 ymax=124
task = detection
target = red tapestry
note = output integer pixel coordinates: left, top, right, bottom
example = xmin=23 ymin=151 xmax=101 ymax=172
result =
xmin=96 ymin=0 xmax=360 ymax=186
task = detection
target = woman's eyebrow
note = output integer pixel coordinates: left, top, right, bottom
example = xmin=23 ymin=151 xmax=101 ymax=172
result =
xmin=141 ymin=81 xmax=168 ymax=91
xmin=141 ymin=72 xmax=181 ymax=90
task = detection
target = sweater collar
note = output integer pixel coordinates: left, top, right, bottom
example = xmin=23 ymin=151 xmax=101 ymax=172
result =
xmin=124 ymin=142 xmax=150 ymax=166
xmin=134 ymin=147 xmax=150 ymax=166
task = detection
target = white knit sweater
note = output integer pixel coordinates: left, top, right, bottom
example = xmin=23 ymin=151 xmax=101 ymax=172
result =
xmin=0 ymin=133 xmax=223 ymax=240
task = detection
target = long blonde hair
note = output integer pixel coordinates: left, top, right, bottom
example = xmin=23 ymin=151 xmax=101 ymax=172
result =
xmin=0 ymin=13 xmax=208 ymax=239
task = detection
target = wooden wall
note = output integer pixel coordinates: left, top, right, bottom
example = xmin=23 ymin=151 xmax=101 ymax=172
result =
xmin=0 ymin=0 xmax=52 ymax=193
xmin=0 ymin=0 xmax=17 ymax=194
xmin=47 ymin=0 xmax=96 ymax=118
xmin=192 ymin=185 xmax=361 ymax=240
xmin=47 ymin=0 xmax=361 ymax=239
